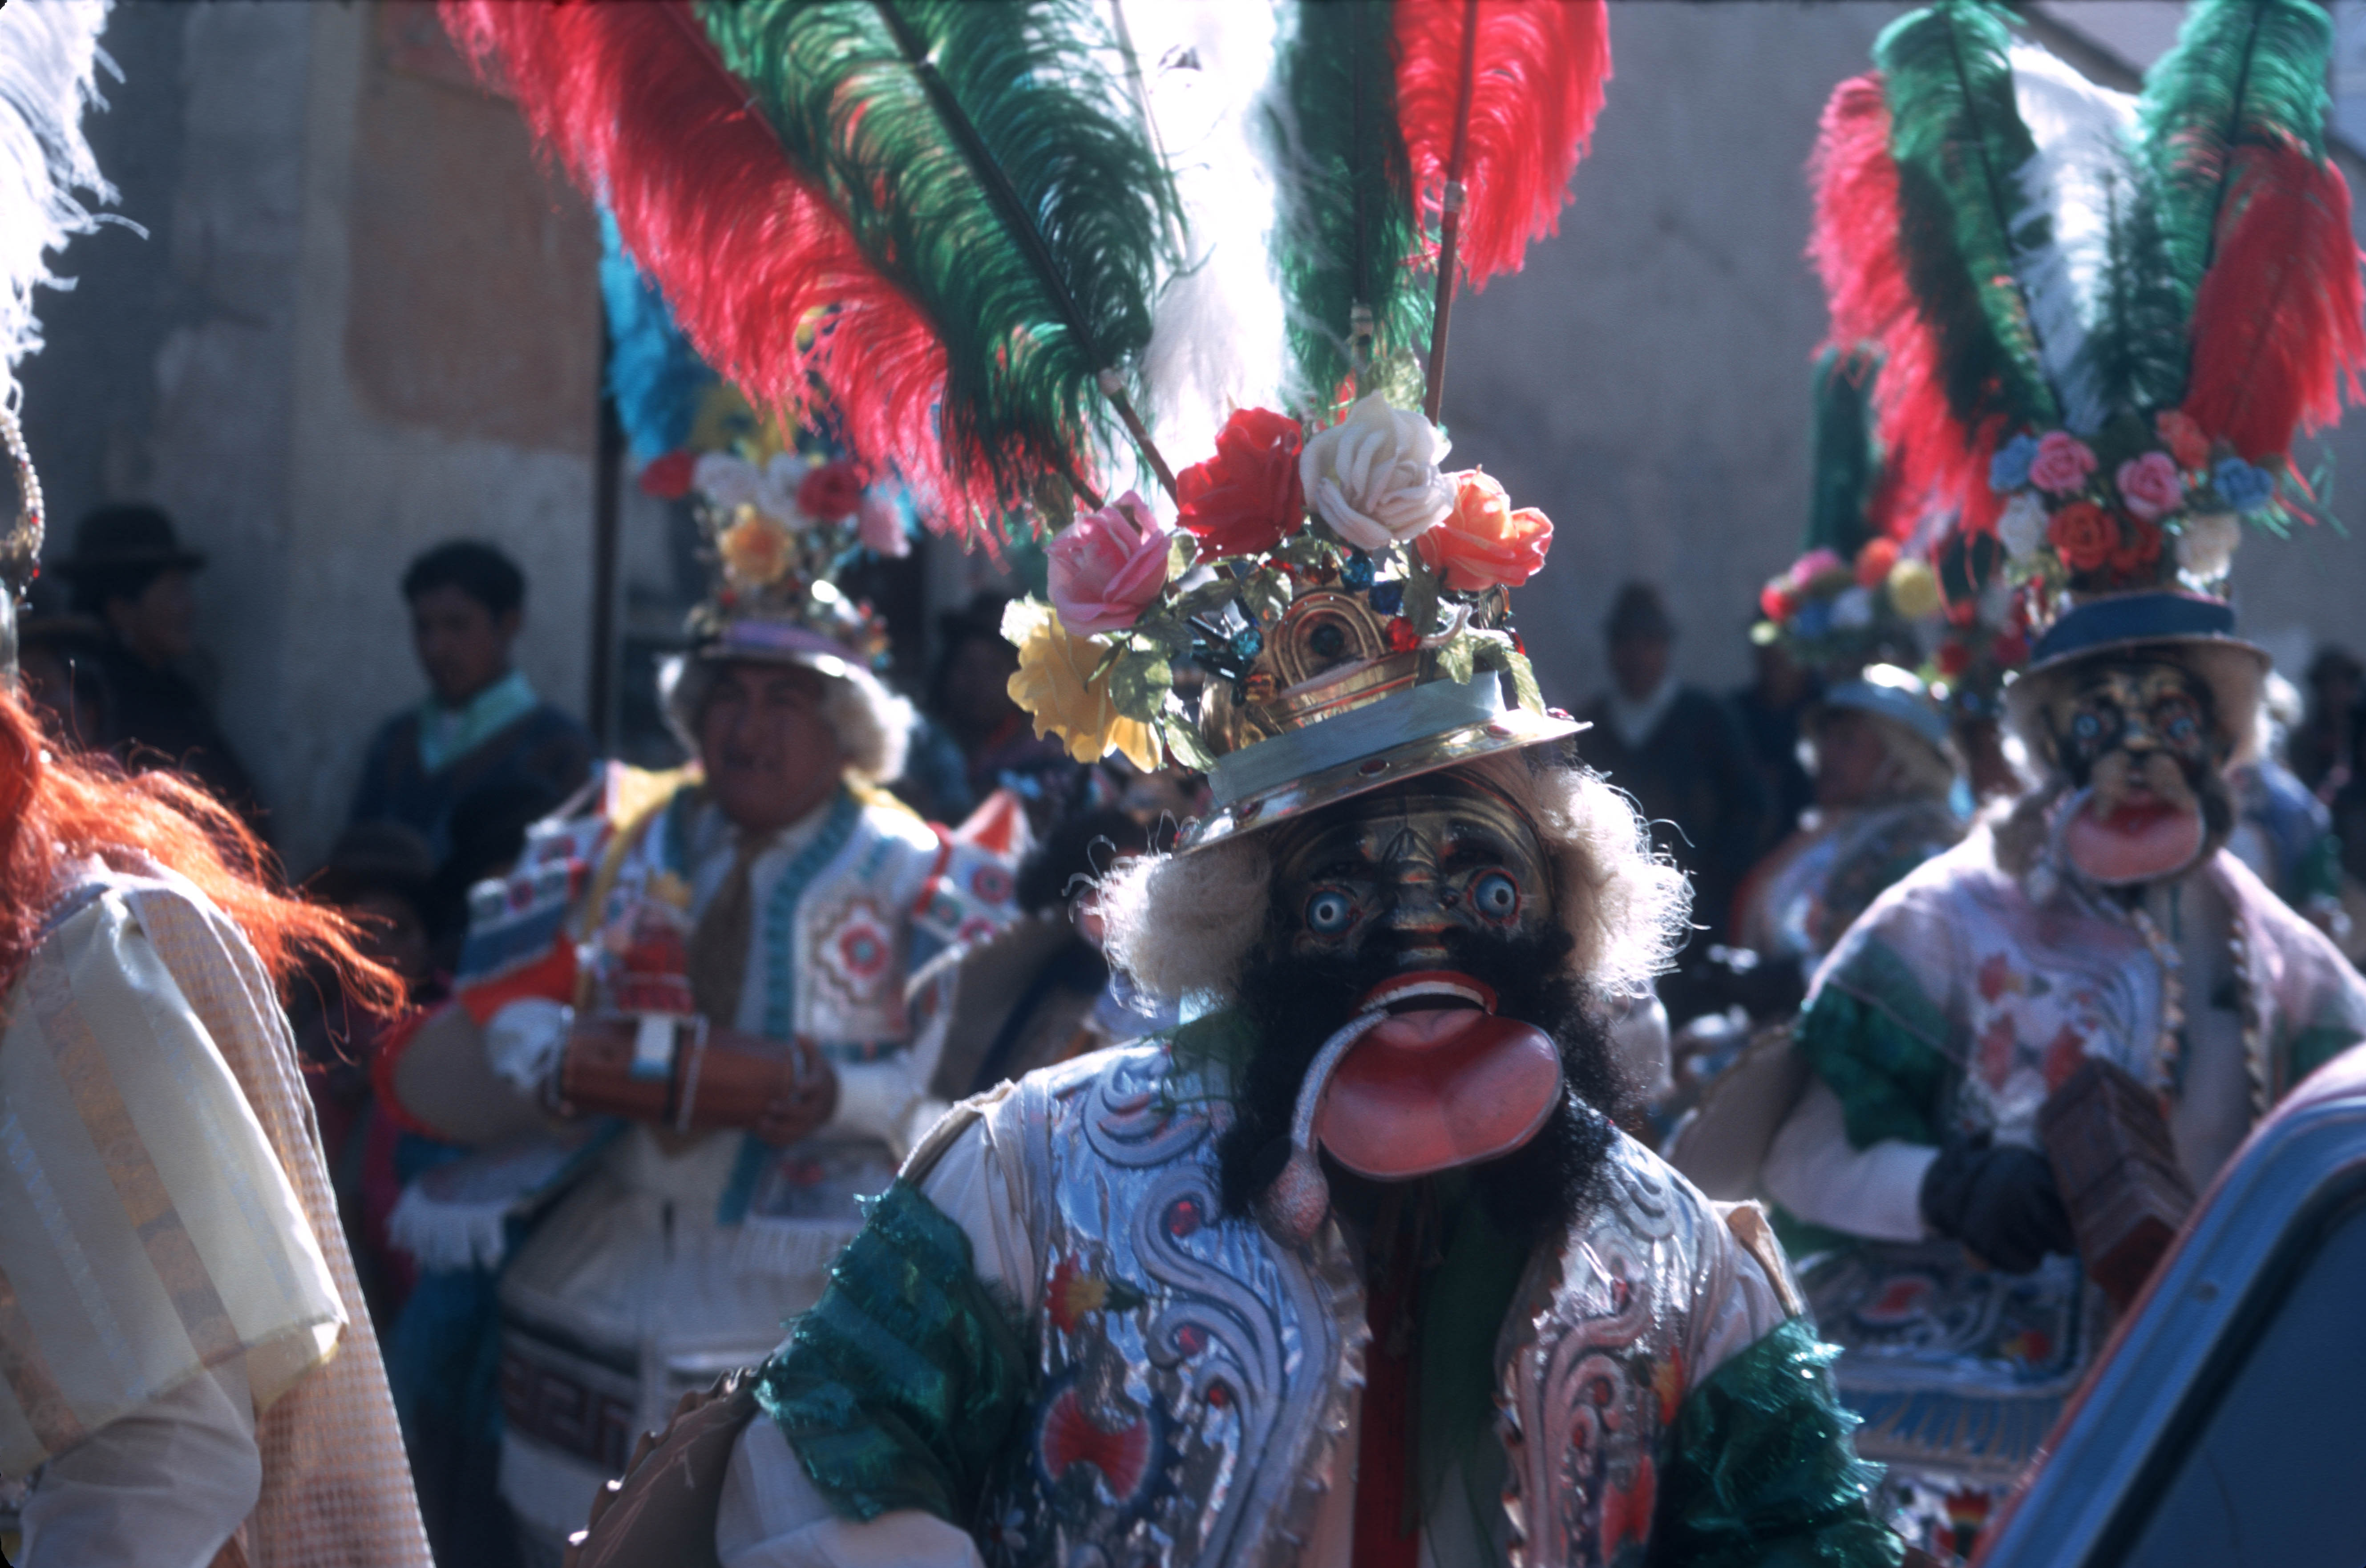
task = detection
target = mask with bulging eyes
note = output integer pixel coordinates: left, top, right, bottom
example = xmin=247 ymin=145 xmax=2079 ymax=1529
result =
xmin=1255 ymin=775 xmax=1566 ymax=1221
xmin=2044 ymin=658 xmax=2224 ymax=885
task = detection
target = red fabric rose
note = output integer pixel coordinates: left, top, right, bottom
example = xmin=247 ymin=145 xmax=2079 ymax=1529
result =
xmin=1991 ymin=630 xmax=2029 ymax=667
xmin=2046 ymin=501 xmax=2116 ymax=573
xmin=797 ymin=459 xmax=865 ymax=522
xmin=1416 ymin=468 xmax=1553 ymax=591
xmin=1759 ymin=582 xmax=1795 ymax=622
xmin=2108 ymin=514 xmax=2163 ymax=579
xmin=1853 ymin=537 xmax=1901 ymax=588
xmin=639 ymin=449 xmax=696 ymax=500
xmin=1937 ymin=640 xmax=1972 ymax=677
xmin=2156 ymin=410 xmax=2211 ymax=471
xmin=1175 ymin=407 xmax=1305 ymax=559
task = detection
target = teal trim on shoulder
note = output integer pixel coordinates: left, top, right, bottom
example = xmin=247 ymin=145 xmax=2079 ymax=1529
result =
xmin=760 ymin=787 xmax=865 ymax=1042
xmin=755 ymin=1180 xmax=1031 ymax=1526
xmin=1651 ymin=1316 xmax=1905 ymax=1568
xmin=1798 ymin=942 xmax=1955 ymax=1151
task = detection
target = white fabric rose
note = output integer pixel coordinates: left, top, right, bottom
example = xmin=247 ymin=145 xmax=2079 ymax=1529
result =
xmin=1297 ymin=392 xmax=1454 ymax=553
xmin=2176 ymin=511 xmax=2242 ymax=582
xmin=1996 ymin=490 xmax=2048 ymax=561
xmin=754 ymin=452 xmax=812 ymax=529
xmin=694 ymin=453 xmax=761 ymax=510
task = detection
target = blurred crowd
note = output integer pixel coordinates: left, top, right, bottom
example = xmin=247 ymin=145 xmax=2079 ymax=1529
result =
xmin=14 ymin=496 xmax=2364 ymax=1566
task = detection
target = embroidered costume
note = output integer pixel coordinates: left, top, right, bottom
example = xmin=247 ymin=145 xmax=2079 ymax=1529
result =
xmin=441 ymin=4 xmax=1900 ymax=1562
xmin=1765 ymin=0 xmax=2366 ymax=1546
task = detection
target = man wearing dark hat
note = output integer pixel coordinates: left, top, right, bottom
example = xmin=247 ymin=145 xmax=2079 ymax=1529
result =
xmin=1579 ymin=580 xmax=1771 ymax=947
xmin=57 ymin=501 xmax=264 ymax=831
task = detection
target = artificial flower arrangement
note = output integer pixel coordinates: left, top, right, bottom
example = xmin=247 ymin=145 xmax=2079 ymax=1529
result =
xmin=1003 ymin=392 xmax=1555 ymax=773
xmin=1754 ymin=535 xmax=1943 ymax=671
xmin=659 ymin=415 xmax=913 ymax=667
xmin=1984 ymin=411 xmax=2306 ymax=602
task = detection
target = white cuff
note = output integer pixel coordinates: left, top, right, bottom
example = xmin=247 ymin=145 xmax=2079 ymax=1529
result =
xmin=1760 ymin=1079 xmax=1938 ymax=1243
xmin=484 ymin=998 xmax=574 ymax=1094
xmin=829 ymin=1057 xmax=919 ymax=1152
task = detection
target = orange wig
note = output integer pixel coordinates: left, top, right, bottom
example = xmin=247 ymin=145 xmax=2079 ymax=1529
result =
xmin=0 ymin=683 xmax=400 ymax=1009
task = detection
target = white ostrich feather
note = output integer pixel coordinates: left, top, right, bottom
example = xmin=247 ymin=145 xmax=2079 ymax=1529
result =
xmin=0 ymin=0 xmax=115 ymax=413
xmin=1124 ymin=0 xmax=1286 ymax=482
xmin=2009 ymin=42 xmax=2139 ymax=437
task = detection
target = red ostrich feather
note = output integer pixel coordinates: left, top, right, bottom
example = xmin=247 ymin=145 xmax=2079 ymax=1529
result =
xmin=438 ymin=0 xmax=996 ymax=537
xmin=1395 ymin=0 xmax=1611 ymax=290
xmin=1807 ymin=69 xmax=2003 ymax=542
xmin=2182 ymin=137 xmax=2366 ymax=464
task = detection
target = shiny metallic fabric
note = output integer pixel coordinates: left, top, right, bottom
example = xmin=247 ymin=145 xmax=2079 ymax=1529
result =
xmin=1182 ymin=592 xmax=1580 ymax=854
xmin=981 ymin=1043 xmax=1726 ymax=1568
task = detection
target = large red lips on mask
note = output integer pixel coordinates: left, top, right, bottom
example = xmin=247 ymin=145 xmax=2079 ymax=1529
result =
xmin=1312 ymin=970 xmax=1565 ymax=1180
xmin=2061 ymin=788 xmax=2205 ymax=885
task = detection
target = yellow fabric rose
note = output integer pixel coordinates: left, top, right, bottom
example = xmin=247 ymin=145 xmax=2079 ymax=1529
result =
xmin=1003 ymin=600 xmax=1161 ymax=771
xmin=1886 ymin=557 xmax=1942 ymax=621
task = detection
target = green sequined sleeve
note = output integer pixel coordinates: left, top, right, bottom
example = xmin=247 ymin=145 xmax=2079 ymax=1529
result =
xmin=753 ymin=1179 xmax=1032 ymax=1525
xmin=1795 ymin=939 xmax=1956 ymax=1151
xmin=1649 ymin=1316 xmax=1904 ymax=1568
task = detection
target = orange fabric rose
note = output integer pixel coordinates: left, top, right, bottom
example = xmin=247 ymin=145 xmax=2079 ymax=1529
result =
xmin=2046 ymin=501 xmax=2115 ymax=574
xmin=1416 ymin=469 xmax=1553 ymax=591
xmin=1853 ymin=537 xmax=1900 ymax=588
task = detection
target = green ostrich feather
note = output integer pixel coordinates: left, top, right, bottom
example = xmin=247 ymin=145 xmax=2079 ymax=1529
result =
xmin=1876 ymin=0 xmax=2061 ymax=433
xmin=696 ymin=0 xmax=1179 ymax=512
xmin=2087 ymin=159 xmax=2193 ymax=416
xmin=1805 ymin=345 xmax=1884 ymax=558
xmin=1270 ymin=0 xmax=1425 ymax=416
xmin=2137 ymin=0 xmax=2334 ymax=297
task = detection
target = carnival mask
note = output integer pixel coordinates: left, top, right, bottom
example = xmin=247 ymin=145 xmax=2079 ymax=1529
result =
xmin=2045 ymin=659 xmax=2223 ymax=885
xmin=1256 ymin=775 xmax=1567 ymax=1237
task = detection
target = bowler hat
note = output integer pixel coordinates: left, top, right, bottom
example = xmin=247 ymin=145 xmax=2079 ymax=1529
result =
xmin=53 ymin=504 xmax=206 ymax=578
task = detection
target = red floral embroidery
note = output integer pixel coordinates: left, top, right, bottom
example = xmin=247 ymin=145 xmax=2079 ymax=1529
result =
xmin=1977 ymin=952 xmax=2016 ymax=1003
xmin=1978 ymin=1016 xmax=2018 ymax=1088
xmin=2041 ymin=1026 xmax=2086 ymax=1090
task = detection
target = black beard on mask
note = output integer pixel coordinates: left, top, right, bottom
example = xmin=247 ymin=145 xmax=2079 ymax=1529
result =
xmin=1219 ymin=923 xmax=1627 ymax=1252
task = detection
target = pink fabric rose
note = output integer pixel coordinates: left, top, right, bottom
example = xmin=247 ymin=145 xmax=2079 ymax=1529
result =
xmin=2114 ymin=451 xmax=2184 ymax=522
xmin=856 ymin=491 xmax=910 ymax=558
xmin=2028 ymin=432 xmax=2097 ymax=495
xmin=1049 ymin=491 xmax=1172 ymax=635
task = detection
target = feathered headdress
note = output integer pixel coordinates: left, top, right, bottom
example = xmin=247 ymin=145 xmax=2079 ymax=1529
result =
xmin=1808 ymin=0 xmax=2365 ymax=634
xmin=450 ymin=0 xmax=1614 ymax=816
xmin=0 ymin=0 xmax=114 ymax=597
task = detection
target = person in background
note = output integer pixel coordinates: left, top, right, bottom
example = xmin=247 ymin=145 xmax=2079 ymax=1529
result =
xmin=294 ymin=822 xmax=447 ymax=1326
xmin=913 ymin=807 xmax=1159 ymax=1104
xmin=1579 ymin=580 xmax=1771 ymax=947
xmin=350 ymin=540 xmax=594 ymax=861
xmin=1731 ymin=632 xmax=1819 ymax=840
xmin=2228 ymin=671 xmax=2349 ymax=947
xmin=11 ymin=581 xmax=112 ymax=750
xmin=55 ymin=502 xmax=266 ymax=832
xmin=908 ymin=590 xmax=1075 ymax=825
xmin=2290 ymin=643 xmax=2362 ymax=800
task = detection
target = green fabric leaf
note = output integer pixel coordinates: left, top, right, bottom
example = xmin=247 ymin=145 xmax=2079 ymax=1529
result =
xmin=1161 ymin=711 xmax=1219 ymax=772
xmin=1433 ymin=631 xmax=1476 ymax=684
xmin=1796 ymin=942 xmax=1956 ymax=1151
xmin=1805 ymin=346 xmax=1884 ymax=558
xmin=1651 ymin=1317 xmax=1904 ymax=1568
xmin=1270 ymin=0 xmax=1426 ymax=414
xmin=1875 ymin=0 xmax=2061 ymax=432
xmin=756 ymin=1180 xmax=1031 ymax=1525
xmin=1108 ymin=648 xmax=1173 ymax=721
xmin=697 ymin=0 xmax=1180 ymax=513
xmin=2136 ymin=0 xmax=2334 ymax=301
xmin=1400 ymin=554 xmax=1441 ymax=638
